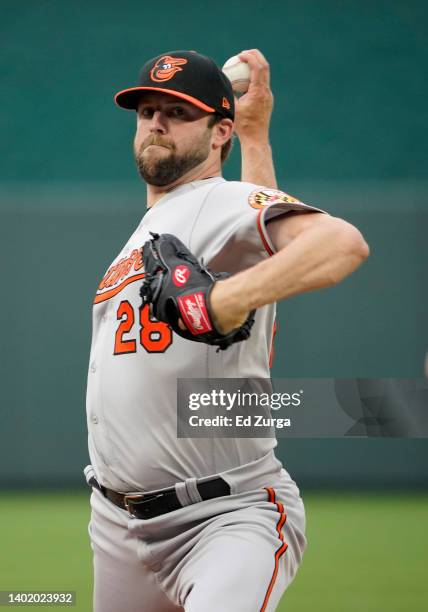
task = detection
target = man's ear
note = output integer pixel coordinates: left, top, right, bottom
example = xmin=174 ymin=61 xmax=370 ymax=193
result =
xmin=212 ymin=118 xmax=234 ymax=149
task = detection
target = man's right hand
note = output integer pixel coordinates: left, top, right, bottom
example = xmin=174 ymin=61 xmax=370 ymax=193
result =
xmin=233 ymin=49 xmax=277 ymax=189
xmin=233 ymin=49 xmax=274 ymax=146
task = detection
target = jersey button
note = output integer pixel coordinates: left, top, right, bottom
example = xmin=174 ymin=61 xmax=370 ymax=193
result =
xmin=90 ymin=362 xmax=97 ymax=373
xmin=91 ymin=415 xmax=99 ymax=424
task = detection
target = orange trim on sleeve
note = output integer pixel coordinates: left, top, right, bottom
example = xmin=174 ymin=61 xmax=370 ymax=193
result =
xmin=256 ymin=208 xmax=275 ymax=256
xmin=93 ymin=273 xmax=145 ymax=304
xmin=268 ymin=321 xmax=277 ymax=369
xmin=260 ymin=487 xmax=288 ymax=612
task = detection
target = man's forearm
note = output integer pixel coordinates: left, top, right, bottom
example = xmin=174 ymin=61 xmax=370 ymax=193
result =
xmin=210 ymin=219 xmax=369 ymax=332
xmin=233 ymin=49 xmax=277 ymax=189
xmin=240 ymin=139 xmax=277 ymax=189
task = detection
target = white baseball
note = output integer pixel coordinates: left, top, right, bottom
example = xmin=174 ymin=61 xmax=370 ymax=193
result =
xmin=222 ymin=55 xmax=251 ymax=94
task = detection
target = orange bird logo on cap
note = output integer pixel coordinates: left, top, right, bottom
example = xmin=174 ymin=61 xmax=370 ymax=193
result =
xmin=150 ymin=56 xmax=188 ymax=82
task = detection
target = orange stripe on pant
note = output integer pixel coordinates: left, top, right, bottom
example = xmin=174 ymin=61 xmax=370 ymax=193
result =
xmin=260 ymin=487 xmax=288 ymax=612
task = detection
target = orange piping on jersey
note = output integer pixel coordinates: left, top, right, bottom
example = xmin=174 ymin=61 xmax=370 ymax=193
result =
xmin=256 ymin=209 xmax=274 ymax=256
xmin=93 ymin=273 xmax=145 ymax=304
xmin=260 ymin=487 xmax=288 ymax=612
xmin=269 ymin=321 xmax=277 ymax=369
xmin=115 ymin=87 xmax=216 ymax=113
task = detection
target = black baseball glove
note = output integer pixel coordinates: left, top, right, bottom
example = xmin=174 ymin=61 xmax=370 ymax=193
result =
xmin=140 ymin=233 xmax=255 ymax=351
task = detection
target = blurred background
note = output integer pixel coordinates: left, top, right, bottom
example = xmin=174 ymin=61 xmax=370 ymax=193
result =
xmin=1 ymin=0 xmax=427 ymax=610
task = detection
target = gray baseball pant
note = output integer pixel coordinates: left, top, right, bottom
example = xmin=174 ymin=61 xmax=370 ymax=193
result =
xmin=88 ymin=462 xmax=306 ymax=611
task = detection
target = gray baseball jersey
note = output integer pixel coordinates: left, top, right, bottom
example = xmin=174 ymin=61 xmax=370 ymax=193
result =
xmin=86 ymin=177 xmax=322 ymax=493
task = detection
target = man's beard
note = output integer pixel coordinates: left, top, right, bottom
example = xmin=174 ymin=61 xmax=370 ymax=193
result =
xmin=135 ymin=132 xmax=211 ymax=187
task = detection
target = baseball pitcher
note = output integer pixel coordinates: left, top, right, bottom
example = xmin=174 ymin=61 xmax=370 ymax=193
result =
xmin=84 ymin=49 xmax=369 ymax=611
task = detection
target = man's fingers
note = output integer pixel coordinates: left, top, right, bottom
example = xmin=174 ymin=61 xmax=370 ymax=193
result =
xmin=238 ymin=49 xmax=270 ymax=87
xmin=241 ymin=48 xmax=270 ymax=68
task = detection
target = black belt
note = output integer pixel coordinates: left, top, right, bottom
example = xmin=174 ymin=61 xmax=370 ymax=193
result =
xmin=88 ymin=476 xmax=230 ymax=520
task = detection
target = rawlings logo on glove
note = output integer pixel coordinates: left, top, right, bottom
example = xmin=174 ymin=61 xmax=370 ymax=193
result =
xmin=177 ymin=293 xmax=212 ymax=334
xmin=139 ymin=233 xmax=255 ymax=351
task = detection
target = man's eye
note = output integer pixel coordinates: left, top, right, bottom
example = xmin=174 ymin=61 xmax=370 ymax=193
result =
xmin=140 ymin=108 xmax=154 ymax=118
xmin=171 ymin=107 xmax=185 ymax=117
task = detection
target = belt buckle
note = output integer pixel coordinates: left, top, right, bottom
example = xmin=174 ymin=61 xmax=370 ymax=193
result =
xmin=124 ymin=492 xmax=166 ymax=519
xmin=123 ymin=493 xmax=145 ymax=516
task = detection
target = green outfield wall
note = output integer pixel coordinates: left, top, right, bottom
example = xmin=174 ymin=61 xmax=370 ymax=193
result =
xmin=1 ymin=0 xmax=427 ymax=488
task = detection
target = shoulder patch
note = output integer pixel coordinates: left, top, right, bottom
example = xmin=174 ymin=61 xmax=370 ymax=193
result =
xmin=248 ymin=188 xmax=303 ymax=210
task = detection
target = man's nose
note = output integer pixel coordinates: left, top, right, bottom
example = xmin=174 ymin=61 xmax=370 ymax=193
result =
xmin=149 ymin=110 xmax=167 ymax=134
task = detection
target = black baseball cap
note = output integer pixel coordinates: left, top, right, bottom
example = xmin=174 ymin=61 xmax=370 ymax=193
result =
xmin=114 ymin=50 xmax=235 ymax=120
